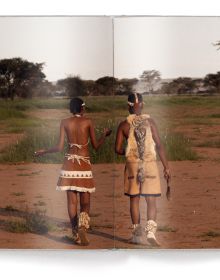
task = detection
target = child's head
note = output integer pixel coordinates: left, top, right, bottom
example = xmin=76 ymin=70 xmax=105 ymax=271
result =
xmin=70 ymin=98 xmax=85 ymax=114
xmin=127 ymin=92 xmax=143 ymax=114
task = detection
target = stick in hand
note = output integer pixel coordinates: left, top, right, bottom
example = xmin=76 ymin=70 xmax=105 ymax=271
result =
xmin=163 ymin=168 xmax=171 ymax=201
xmin=166 ymin=178 xmax=171 ymax=201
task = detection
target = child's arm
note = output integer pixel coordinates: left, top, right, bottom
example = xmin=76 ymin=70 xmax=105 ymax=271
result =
xmin=34 ymin=120 xmax=65 ymax=156
xmin=115 ymin=122 xmax=126 ymax=155
xmin=149 ymin=118 xmax=171 ymax=181
xmin=89 ymin=120 xmax=111 ymax=151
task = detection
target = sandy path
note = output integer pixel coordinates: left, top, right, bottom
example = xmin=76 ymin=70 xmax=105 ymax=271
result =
xmin=114 ymin=161 xmax=220 ymax=249
xmin=0 ymin=161 xmax=220 ymax=249
xmin=0 ymin=163 xmax=114 ymax=249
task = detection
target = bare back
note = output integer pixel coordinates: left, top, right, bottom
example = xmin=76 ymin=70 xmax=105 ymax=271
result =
xmin=63 ymin=116 xmax=91 ymax=156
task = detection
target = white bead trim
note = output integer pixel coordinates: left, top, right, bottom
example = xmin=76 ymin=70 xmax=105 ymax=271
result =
xmin=60 ymin=170 xmax=93 ymax=178
xmin=56 ymin=186 xmax=95 ymax=193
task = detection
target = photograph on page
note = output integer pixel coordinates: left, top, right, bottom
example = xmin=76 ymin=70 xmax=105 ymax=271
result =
xmin=0 ymin=16 xmax=115 ymax=249
xmin=0 ymin=16 xmax=220 ymax=249
xmin=113 ymin=16 xmax=220 ymax=249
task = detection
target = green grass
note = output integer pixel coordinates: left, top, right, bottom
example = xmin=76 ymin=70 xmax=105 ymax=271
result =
xmin=5 ymin=209 xmax=53 ymax=234
xmin=1 ymin=95 xmax=220 ymax=114
xmin=207 ymin=113 xmax=220 ymax=118
xmin=0 ymin=120 xmax=124 ymax=163
xmin=11 ymin=192 xmax=25 ymax=197
xmin=31 ymin=171 xmax=42 ymax=175
xmin=5 ymin=220 xmax=29 ymax=233
xmin=33 ymin=200 xmax=46 ymax=207
xmin=158 ymin=225 xmax=177 ymax=232
xmin=16 ymin=171 xmax=42 ymax=176
xmin=184 ymin=118 xmax=217 ymax=126
xmin=3 ymin=95 xmax=219 ymax=163
xmin=4 ymin=205 xmax=19 ymax=212
xmin=143 ymin=95 xmax=220 ymax=108
xmin=0 ymin=122 xmax=198 ymax=163
xmin=0 ymin=98 xmax=69 ymax=111
xmin=161 ymin=132 xmax=199 ymax=161
xmin=5 ymin=118 xmax=42 ymax=133
xmin=0 ymin=108 xmax=26 ymax=120
xmin=0 ymin=127 xmax=64 ymax=163
xmin=200 ymin=231 xmax=220 ymax=238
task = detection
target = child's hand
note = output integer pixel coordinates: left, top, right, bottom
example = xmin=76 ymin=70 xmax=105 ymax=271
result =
xmin=103 ymin=128 xmax=112 ymax=137
xmin=163 ymin=168 xmax=171 ymax=181
xmin=34 ymin=149 xmax=46 ymax=157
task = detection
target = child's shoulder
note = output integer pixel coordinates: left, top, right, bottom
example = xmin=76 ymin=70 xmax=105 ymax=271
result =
xmin=147 ymin=117 xmax=157 ymax=128
xmin=117 ymin=119 xmax=129 ymax=131
xmin=62 ymin=116 xmax=91 ymax=122
xmin=121 ymin=119 xmax=129 ymax=126
xmin=126 ymin=114 xmax=135 ymax=124
xmin=142 ymin=113 xmax=151 ymax=119
xmin=126 ymin=114 xmax=151 ymax=123
xmin=61 ymin=117 xmax=72 ymax=123
xmin=83 ymin=116 xmax=92 ymax=123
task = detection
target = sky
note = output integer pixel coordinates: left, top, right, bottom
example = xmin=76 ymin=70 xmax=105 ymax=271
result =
xmin=0 ymin=17 xmax=113 ymax=81
xmin=114 ymin=17 xmax=220 ymax=79
xmin=0 ymin=17 xmax=220 ymax=81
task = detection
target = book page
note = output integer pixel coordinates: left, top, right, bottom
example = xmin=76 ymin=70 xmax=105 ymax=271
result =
xmin=0 ymin=16 xmax=115 ymax=249
xmin=113 ymin=16 xmax=220 ymax=249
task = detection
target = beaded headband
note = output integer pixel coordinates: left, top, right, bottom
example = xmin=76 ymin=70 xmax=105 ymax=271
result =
xmin=127 ymin=93 xmax=143 ymax=107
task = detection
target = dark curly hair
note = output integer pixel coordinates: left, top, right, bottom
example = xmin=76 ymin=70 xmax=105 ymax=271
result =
xmin=70 ymin=98 xmax=84 ymax=114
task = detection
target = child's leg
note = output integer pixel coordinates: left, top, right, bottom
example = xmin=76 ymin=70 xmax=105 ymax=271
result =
xmin=130 ymin=195 xmax=140 ymax=224
xmin=129 ymin=196 xmax=143 ymax=244
xmin=66 ymin=190 xmax=78 ymax=229
xmin=144 ymin=196 xmax=159 ymax=246
xmin=79 ymin=192 xmax=90 ymax=214
xmin=78 ymin=192 xmax=91 ymax=246
xmin=145 ymin=196 xmax=157 ymax=221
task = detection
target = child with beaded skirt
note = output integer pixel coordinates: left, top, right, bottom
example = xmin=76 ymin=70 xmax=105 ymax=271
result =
xmin=35 ymin=97 xmax=111 ymax=246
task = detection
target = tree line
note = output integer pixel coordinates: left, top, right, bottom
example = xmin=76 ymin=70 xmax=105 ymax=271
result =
xmin=1 ymin=57 xmax=220 ymax=100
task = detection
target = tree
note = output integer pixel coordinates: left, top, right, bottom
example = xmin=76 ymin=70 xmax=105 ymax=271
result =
xmin=160 ymin=77 xmax=196 ymax=95
xmin=213 ymin=41 xmax=220 ymax=50
xmin=115 ymin=78 xmax=138 ymax=95
xmin=0 ymin=57 xmax=45 ymax=99
xmin=84 ymin=80 xmax=99 ymax=96
xmin=57 ymin=76 xmax=86 ymax=97
xmin=32 ymin=80 xmax=55 ymax=97
xmin=204 ymin=72 xmax=220 ymax=93
xmin=139 ymin=70 xmax=161 ymax=94
xmin=95 ymin=76 xmax=117 ymax=95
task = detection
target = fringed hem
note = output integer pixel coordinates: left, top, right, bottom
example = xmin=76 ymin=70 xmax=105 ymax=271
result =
xmin=56 ymin=186 xmax=95 ymax=193
xmin=124 ymin=192 xmax=161 ymax=197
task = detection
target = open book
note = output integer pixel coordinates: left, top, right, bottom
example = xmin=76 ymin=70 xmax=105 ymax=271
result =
xmin=0 ymin=16 xmax=219 ymax=249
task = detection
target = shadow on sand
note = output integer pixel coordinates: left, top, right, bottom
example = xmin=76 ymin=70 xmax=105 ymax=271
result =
xmin=0 ymin=207 xmax=146 ymax=247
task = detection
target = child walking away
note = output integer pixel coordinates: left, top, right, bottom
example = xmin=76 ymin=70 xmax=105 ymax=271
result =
xmin=35 ymin=98 xmax=111 ymax=246
xmin=115 ymin=93 xmax=171 ymax=247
